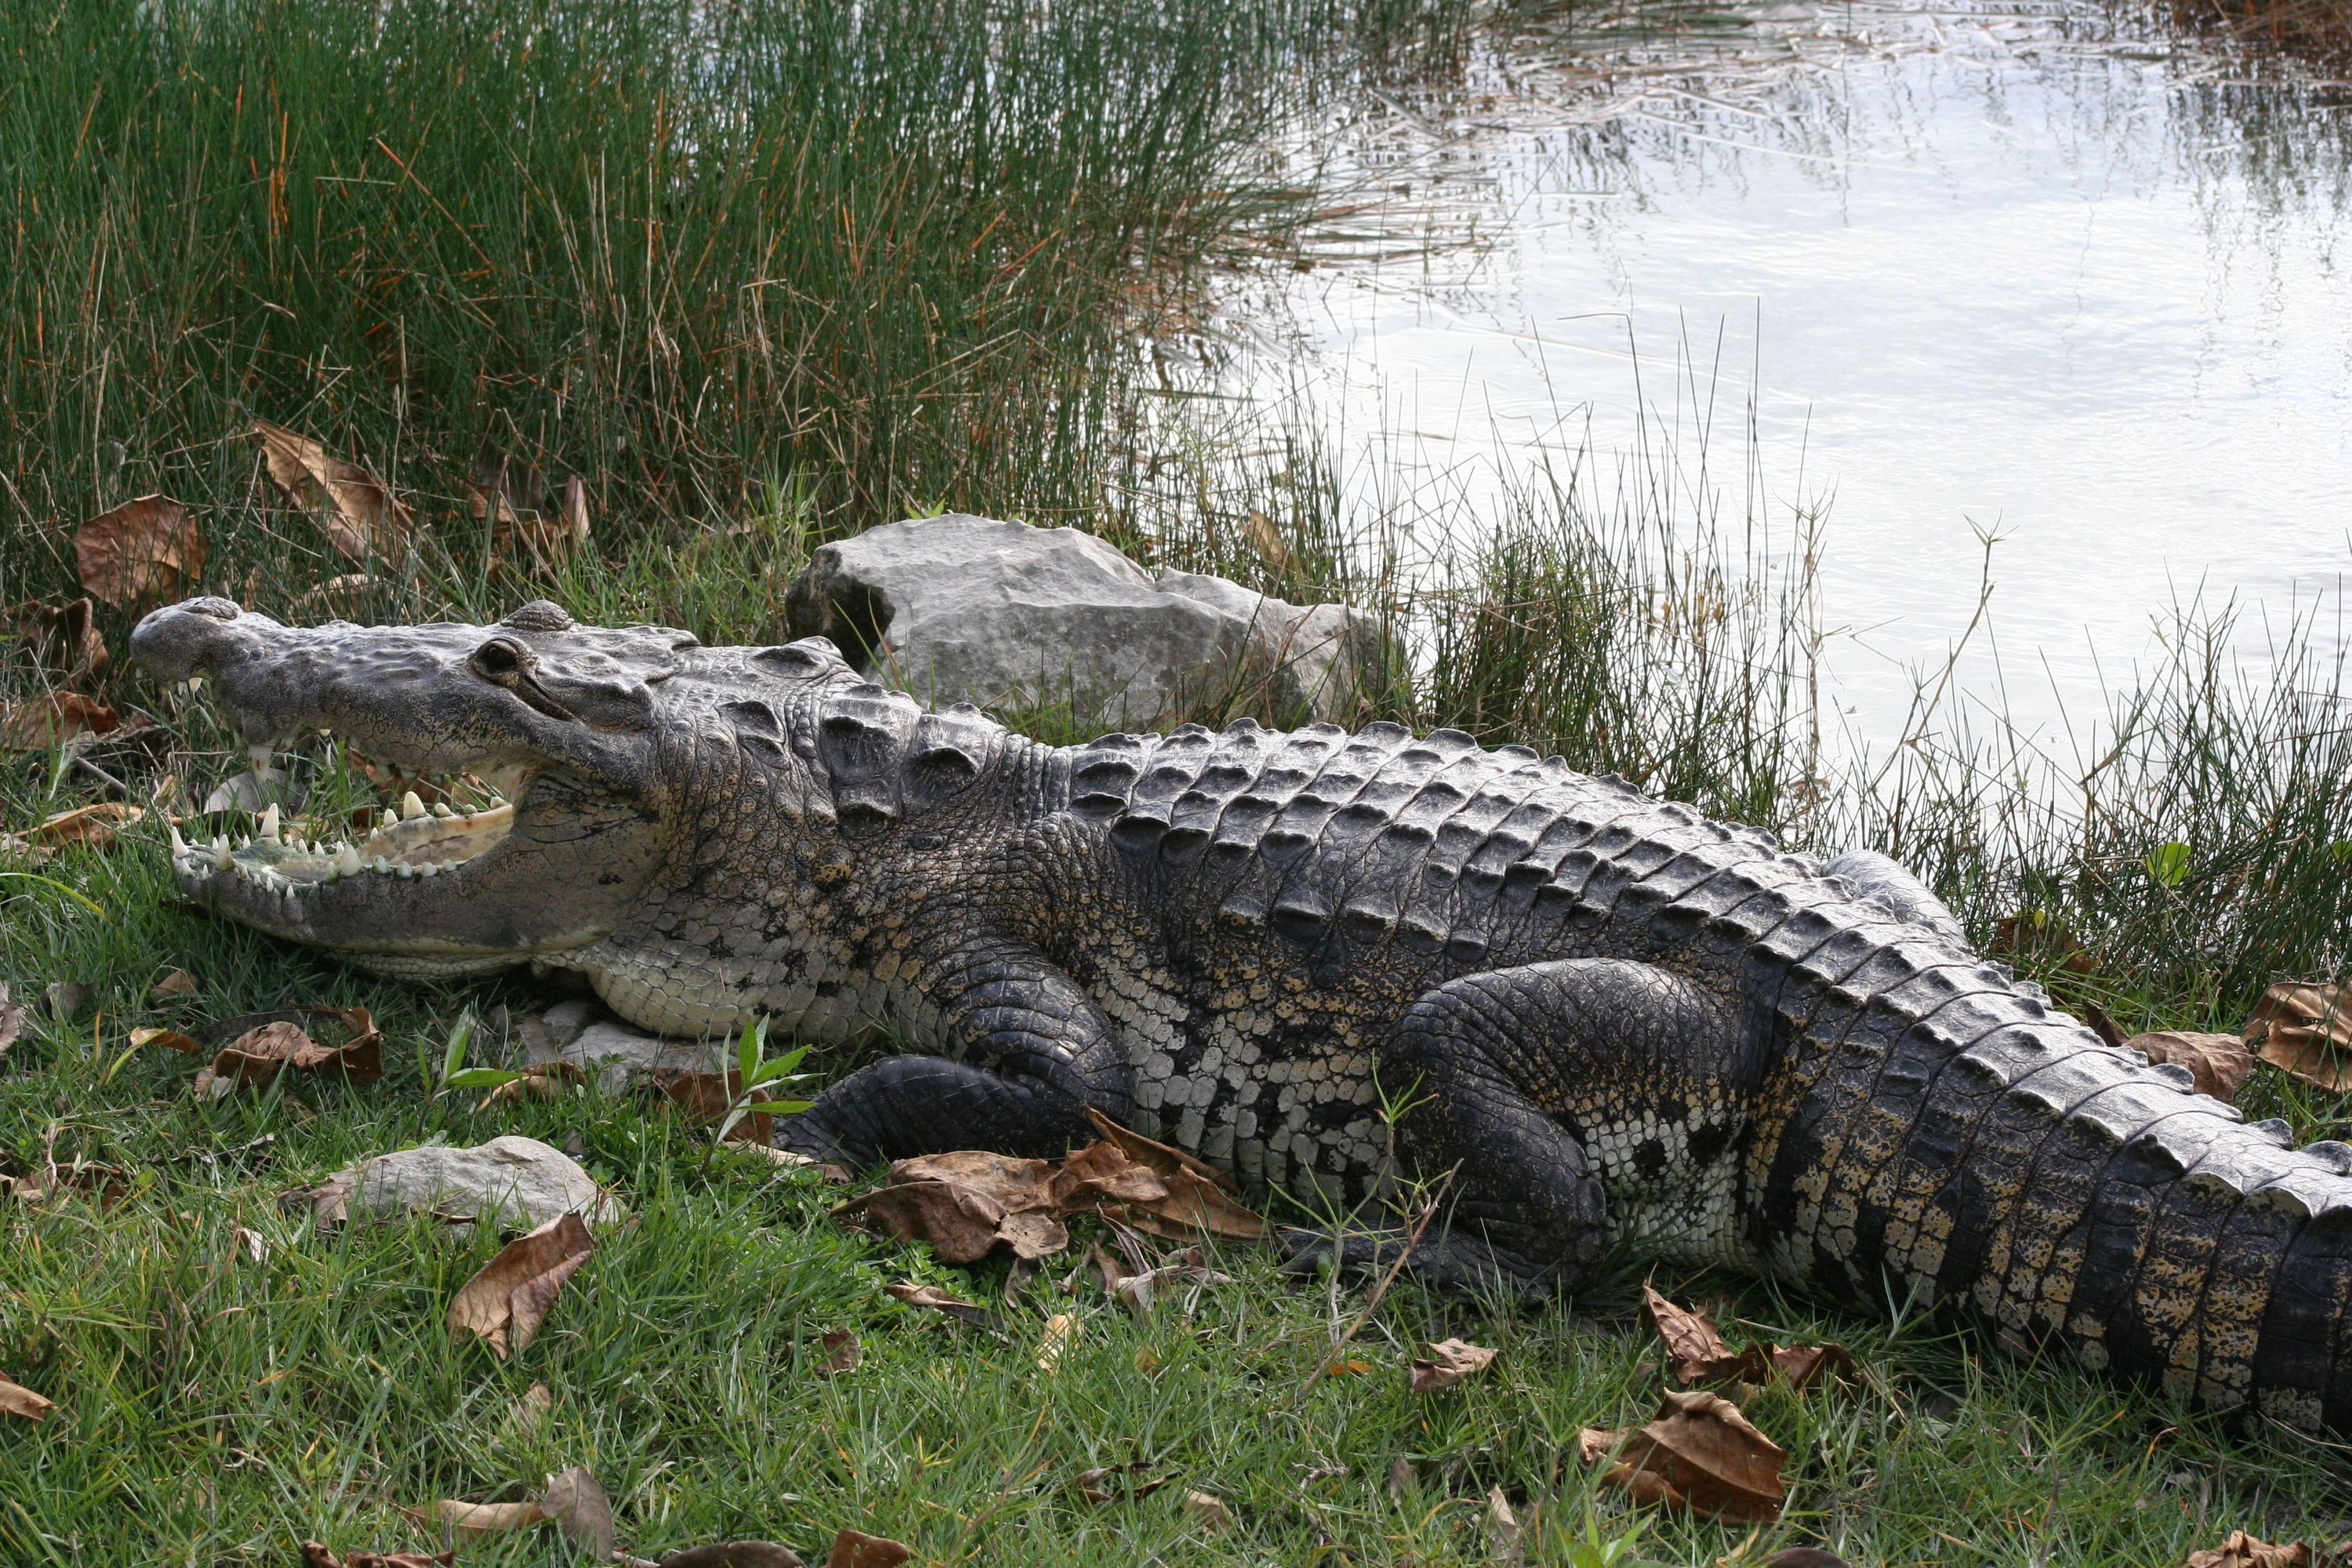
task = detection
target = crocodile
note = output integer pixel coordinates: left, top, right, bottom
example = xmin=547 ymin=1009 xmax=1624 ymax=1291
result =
xmin=130 ymin=593 xmax=2352 ymax=1433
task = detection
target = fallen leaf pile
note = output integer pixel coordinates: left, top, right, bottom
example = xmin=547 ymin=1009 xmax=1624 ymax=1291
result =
xmin=834 ymin=1110 xmax=1265 ymax=1265
xmin=5 ymin=800 xmax=143 ymax=858
xmin=1578 ymin=1388 xmax=1788 ymax=1523
xmin=448 ymin=1212 xmax=596 ymax=1359
xmin=1640 ymin=1284 xmax=1855 ymax=1392
xmin=183 ymin=1008 xmax=384 ymax=1099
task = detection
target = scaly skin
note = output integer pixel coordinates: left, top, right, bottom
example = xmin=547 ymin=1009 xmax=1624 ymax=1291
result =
xmin=131 ymin=596 xmax=2352 ymax=1433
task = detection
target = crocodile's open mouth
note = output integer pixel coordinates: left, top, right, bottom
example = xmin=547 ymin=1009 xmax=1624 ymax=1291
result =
xmin=132 ymin=596 xmax=683 ymax=975
xmin=169 ymin=786 xmax=517 ymax=898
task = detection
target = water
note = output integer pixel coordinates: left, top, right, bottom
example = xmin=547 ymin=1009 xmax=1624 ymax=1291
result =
xmin=1225 ymin=0 xmax=2352 ymax=756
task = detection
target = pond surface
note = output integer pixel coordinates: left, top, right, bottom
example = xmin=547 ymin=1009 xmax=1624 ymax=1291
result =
xmin=1229 ymin=0 xmax=2352 ymax=755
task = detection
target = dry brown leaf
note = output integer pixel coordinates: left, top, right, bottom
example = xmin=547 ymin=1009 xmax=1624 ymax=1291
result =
xmin=10 ymin=598 xmax=107 ymax=678
xmin=1410 ymin=1338 xmax=1499 ymax=1393
xmin=1485 ymin=1485 xmax=1524 ymax=1566
xmin=0 ymin=691 xmax=118 ymax=752
xmin=447 ymin=1211 xmax=595 ymax=1359
xmin=434 ymin=1499 xmax=546 ymax=1536
xmin=0 ymin=984 xmax=22 ymax=1065
xmin=43 ymin=980 xmax=94 ymax=1019
xmin=206 ymin=1011 xmax=384 ymax=1091
xmin=658 ymin=1069 xmax=772 ymax=1143
xmin=826 ymin=1530 xmax=913 ymax=1568
xmin=1323 ymin=1357 xmax=1374 ymax=1377
xmin=1579 ymin=1388 xmax=1787 ymax=1523
xmin=150 ymin=969 xmax=199 ymax=1003
xmin=0 ymin=1374 xmax=53 ymax=1421
xmin=131 ymin=1026 xmax=203 ymax=1055
xmin=2126 ymin=1030 xmax=2256 ymax=1101
xmin=817 ymin=1329 xmax=862 ymax=1375
xmin=75 ymin=494 xmax=204 ymax=609
xmin=1083 ymin=1107 xmax=1239 ymax=1193
xmin=23 ymin=800 xmax=143 ymax=849
xmin=301 ymin=1544 xmax=456 ymax=1568
xmin=892 ymin=1150 xmax=1060 ymax=1212
xmin=2185 ymin=1534 xmax=2315 ymax=1568
xmin=541 ymin=1465 xmax=615 ymax=1558
xmin=1107 ymin=1164 xmax=1268 ymax=1241
xmin=253 ymin=420 xmax=415 ymax=561
xmin=652 ymin=1546 xmax=806 ymax=1568
xmin=1769 ymin=1342 xmax=1857 ymax=1392
xmin=1049 ymin=1140 xmax=1171 ymax=1208
xmin=2247 ymin=983 xmax=2352 ymax=1091
xmin=837 ymin=1181 xmax=1018 ymax=1265
xmin=1182 ymin=1490 xmax=1235 ymax=1533
xmin=1642 ymin=1284 xmax=1767 ymax=1385
xmin=883 ymin=1279 xmax=1013 ymax=1336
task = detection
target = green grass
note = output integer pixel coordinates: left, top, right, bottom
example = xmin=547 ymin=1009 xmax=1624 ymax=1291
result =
xmin=2 ymin=858 xmax=2346 ymax=1566
xmin=8 ymin=0 xmax=2352 ymax=1559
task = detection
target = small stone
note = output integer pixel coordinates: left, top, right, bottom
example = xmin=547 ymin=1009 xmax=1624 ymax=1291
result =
xmin=328 ymin=1134 xmax=622 ymax=1229
xmin=519 ymin=1005 xmax=724 ymax=1094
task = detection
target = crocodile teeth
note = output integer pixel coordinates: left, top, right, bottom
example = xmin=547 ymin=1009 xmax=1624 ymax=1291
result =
xmin=169 ymin=822 xmax=188 ymax=855
xmin=215 ymin=837 xmax=233 ymax=869
xmin=432 ymin=801 xmax=454 ymax=818
xmin=382 ymin=809 xmax=399 ymax=830
xmin=401 ymin=792 xmax=427 ymax=821
xmin=260 ymin=803 xmax=281 ymax=843
xmin=336 ymin=844 xmax=364 ymax=876
xmin=418 ymin=860 xmax=439 ymax=877
xmin=371 ymin=856 xmax=389 ymax=873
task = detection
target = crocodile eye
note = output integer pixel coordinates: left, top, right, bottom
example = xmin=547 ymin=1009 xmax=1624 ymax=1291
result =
xmin=469 ymin=637 xmax=528 ymax=681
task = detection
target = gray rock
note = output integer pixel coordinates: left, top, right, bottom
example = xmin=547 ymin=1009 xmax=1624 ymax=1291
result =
xmin=333 ymin=1134 xmax=622 ymax=1229
xmin=519 ymin=1007 xmax=725 ymax=1094
xmin=785 ymin=514 xmax=1376 ymax=729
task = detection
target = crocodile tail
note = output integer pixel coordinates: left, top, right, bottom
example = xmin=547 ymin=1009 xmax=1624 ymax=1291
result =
xmin=1760 ymin=963 xmax=2352 ymax=1431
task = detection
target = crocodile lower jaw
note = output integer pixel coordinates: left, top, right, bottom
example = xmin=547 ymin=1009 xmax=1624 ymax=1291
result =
xmin=170 ymin=793 xmax=515 ymax=897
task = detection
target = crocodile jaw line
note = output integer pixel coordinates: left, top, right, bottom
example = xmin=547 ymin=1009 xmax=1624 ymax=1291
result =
xmin=173 ymin=793 xmax=518 ymax=896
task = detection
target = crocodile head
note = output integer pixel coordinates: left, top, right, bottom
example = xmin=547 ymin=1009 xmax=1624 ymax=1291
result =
xmin=129 ymin=595 xmax=856 ymax=982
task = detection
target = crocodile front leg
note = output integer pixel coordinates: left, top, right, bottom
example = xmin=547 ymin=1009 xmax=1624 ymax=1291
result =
xmin=1287 ymin=958 xmax=1750 ymax=1296
xmin=777 ymin=935 xmax=1135 ymax=1168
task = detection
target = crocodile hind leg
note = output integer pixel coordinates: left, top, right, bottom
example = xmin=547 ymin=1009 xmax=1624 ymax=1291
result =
xmin=1283 ymin=958 xmax=1744 ymax=1297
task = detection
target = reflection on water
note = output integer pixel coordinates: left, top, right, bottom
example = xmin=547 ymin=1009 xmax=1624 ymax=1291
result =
xmin=1229 ymin=0 xmax=2352 ymax=750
